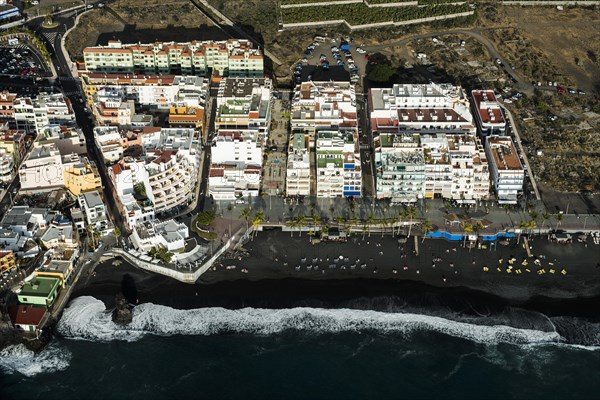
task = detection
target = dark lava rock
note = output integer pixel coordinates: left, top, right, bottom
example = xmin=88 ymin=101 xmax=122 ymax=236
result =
xmin=112 ymin=293 xmax=132 ymax=325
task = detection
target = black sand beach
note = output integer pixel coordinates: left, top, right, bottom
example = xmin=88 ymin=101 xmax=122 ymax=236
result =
xmin=72 ymin=230 xmax=600 ymax=322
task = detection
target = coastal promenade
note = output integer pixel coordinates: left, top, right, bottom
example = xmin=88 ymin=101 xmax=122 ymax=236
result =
xmin=97 ymin=193 xmax=600 ymax=284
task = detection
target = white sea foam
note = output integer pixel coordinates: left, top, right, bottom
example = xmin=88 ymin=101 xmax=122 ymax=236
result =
xmin=57 ymin=296 xmax=562 ymax=345
xmin=0 ymin=343 xmax=71 ymax=377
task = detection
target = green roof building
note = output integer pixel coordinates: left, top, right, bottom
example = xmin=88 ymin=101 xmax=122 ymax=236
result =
xmin=17 ymin=277 xmax=61 ymax=308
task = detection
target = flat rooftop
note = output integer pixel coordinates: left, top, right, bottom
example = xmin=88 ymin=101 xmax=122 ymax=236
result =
xmin=487 ymin=136 xmax=522 ymax=171
xmin=19 ymin=277 xmax=60 ymax=297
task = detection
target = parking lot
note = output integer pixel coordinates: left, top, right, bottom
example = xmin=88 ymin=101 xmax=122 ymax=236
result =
xmin=0 ymin=46 xmax=43 ymax=78
xmin=294 ymin=36 xmax=369 ymax=85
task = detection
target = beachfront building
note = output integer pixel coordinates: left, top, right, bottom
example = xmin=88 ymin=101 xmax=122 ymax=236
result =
xmin=209 ymin=78 xmax=272 ymax=200
xmin=286 ymin=133 xmax=311 ymax=197
xmin=82 ymin=39 xmax=264 ymax=77
xmin=9 ymin=305 xmax=46 ymax=334
xmin=369 ymin=83 xmax=475 ymax=135
xmin=291 ymin=81 xmax=357 ymax=141
xmin=470 ymin=90 xmax=506 ymax=136
xmin=36 ymin=248 xmax=78 ymax=287
xmin=421 ymin=134 xmax=490 ymax=202
xmin=485 ymin=136 xmax=524 ymax=204
xmin=108 ymin=127 xmax=200 ymax=218
xmin=78 ymin=190 xmax=110 ymax=234
xmin=208 ymin=162 xmax=261 ymax=201
xmin=12 ymin=93 xmax=75 ymax=134
xmin=17 ymin=276 xmax=61 ymax=308
xmin=315 ymin=130 xmax=361 ymax=198
xmin=374 ymin=133 xmax=425 ymax=203
xmin=130 ymin=219 xmax=189 ymax=252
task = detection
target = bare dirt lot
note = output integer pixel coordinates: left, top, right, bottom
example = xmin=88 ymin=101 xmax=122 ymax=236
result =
xmin=495 ymin=6 xmax=600 ymax=93
xmin=65 ymin=0 xmax=216 ymax=61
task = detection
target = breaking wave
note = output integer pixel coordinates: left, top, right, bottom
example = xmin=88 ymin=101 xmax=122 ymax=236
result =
xmin=0 ymin=343 xmax=71 ymax=377
xmin=58 ymin=296 xmax=562 ymax=345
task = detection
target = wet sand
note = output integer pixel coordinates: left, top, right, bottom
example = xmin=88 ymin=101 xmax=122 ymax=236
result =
xmin=71 ymin=231 xmax=600 ymax=318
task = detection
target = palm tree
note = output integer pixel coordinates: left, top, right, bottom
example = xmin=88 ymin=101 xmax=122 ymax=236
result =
xmin=287 ymin=218 xmax=297 ymax=237
xmin=421 ymin=219 xmax=433 ymax=243
xmin=380 ymin=217 xmax=388 ymax=238
xmin=555 ymin=213 xmax=564 ymax=231
xmin=296 ymin=215 xmax=306 ymax=237
xmin=251 ymin=211 xmax=265 ymax=240
xmin=312 ymin=213 xmax=321 ymax=232
xmin=540 ymin=212 xmax=549 ymax=234
xmin=112 ymin=227 xmax=121 ymax=248
xmin=87 ymin=225 xmax=101 ymax=251
xmin=406 ymin=206 xmax=418 ymax=238
xmin=366 ymin=212 xmax=375 ymax=237
xmin=241 ymin=206 xmax=252 ymax=231
xmin=462 ymin=223 xmax=473 ymax=246
xmin=361 ymin=223 xmax=368 ymax=240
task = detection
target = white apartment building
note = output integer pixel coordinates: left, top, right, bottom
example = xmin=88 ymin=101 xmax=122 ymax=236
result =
xmin=39 ymin=126 xmax=87 ymax=155
xmin=0 ymin=150 xmax=14 ymax=182
xmin=109 ymin=128 xmax=200 ymax=217
xmin=485 ymin=136 xmax=524 ymax=204
xmin=470 ymin=90 xmax=506 ymax=136
xmin=208 ymin=162 xmax=261 ymax=201
xmin=286 ymin=133 xmax=311 ymax=197
xmin=12 ymin=93 xmax=75 ymax=134
xmin=92 ymin=90 xmax=136 ymax=127
xmin=215 ymin=78 xmax=272 ymax=133
xmin=83 ymin=39 xmax=263 ymax=77
xmin=78 ymin=190 xmax=110 ymax=234
xmin=94 ymin=126 xmax=124 ymax=163
xmin=369 ymin=83 xmax=475 ymax=135
xmin=82 ymin=74 xmax=209 ymax=109
xmin=375 ymin=133 xmax=425 ymax=203
xmin=211 ymin=130 xmax=263 ymax=165
xmin=421 ymin=134 xmax=490 ymax=202
xmin=19 ymin=143 xmax=65 ymax=192
xmin=315 ymin=130 xmax=361 ymax=198
xmin=209 ymin=78 xmax=272 ymax=200
xmin=130 ymin=219 xmax=189 ymax=252
xmin=291 ymin=81 xmax=357 ymax=140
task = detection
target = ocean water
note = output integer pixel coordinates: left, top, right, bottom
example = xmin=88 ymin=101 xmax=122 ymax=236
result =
xmin=1 ymin=296 xmax=600 ymax=400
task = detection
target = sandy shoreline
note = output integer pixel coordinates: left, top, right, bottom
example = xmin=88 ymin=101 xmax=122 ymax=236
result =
xmin=71 ymin=231 xmax=600 ymax=320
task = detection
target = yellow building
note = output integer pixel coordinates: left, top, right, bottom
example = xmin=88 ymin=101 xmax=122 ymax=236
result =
xmin=64 ymin=157 xmax=102 ymax=197
xmin=168 ymin=105 xmax=205 ymax=130
xmin=0 ymin=251 xmax=16 ymax=273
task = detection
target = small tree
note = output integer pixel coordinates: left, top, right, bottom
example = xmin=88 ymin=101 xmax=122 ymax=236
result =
xmin=112 ymin=226 xmax=121 ymax=247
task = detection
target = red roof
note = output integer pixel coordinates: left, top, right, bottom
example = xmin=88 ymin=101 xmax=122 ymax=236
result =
xmin=9 ymin=305 xmax=46 ymax=327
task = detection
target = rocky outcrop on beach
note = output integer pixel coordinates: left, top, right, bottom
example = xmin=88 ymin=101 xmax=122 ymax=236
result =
xmin=112 ymin=293 xmax=133 ymax=325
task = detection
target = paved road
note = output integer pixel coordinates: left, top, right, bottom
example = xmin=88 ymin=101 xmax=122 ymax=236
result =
xmin=23 ymin=1 xmax=128 ymax=234
xmin=500 ymin=104 xmax=541 ymax=201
